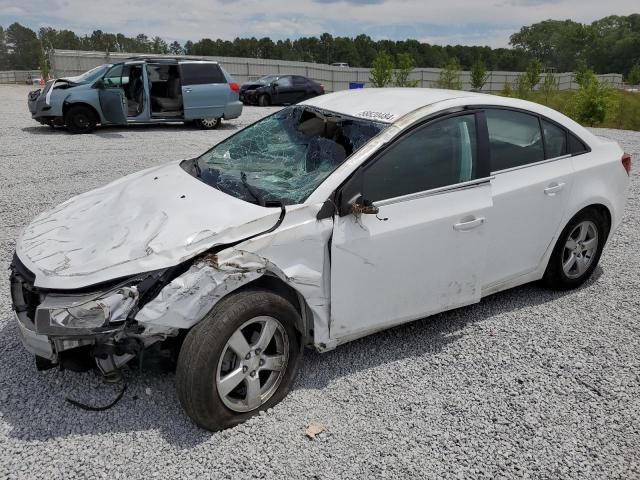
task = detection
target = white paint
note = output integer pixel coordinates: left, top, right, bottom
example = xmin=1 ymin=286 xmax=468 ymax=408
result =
xmin=15 ymin=90 xmax=630 ymax=353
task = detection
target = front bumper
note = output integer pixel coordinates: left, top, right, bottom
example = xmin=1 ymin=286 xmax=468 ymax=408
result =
xmin=239 ymin=90 xmax=258 ymax=105
xmin=14 ymin=312 xmax=93 ymax=362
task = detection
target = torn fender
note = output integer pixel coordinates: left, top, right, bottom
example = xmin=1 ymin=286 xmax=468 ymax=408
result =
xmin=136 ymin=206 xmax=334 ymax=348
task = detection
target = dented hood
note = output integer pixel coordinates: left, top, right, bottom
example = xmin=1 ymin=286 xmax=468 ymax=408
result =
xmin=16 ymin=161 xmax=278 ymax=290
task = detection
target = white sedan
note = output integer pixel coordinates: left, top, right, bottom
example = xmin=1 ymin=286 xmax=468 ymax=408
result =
xmin=11 ymin=89 xmax=631 ymax=430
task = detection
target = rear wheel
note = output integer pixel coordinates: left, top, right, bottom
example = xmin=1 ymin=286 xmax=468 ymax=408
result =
xmin=196 ymin=118 xmax=221 ymax=130
xmin=65 ymin=105 xmax=98 ymax=134
xmin=176 ymin=289 xmax=303 ymax=431
xmin=542 ymin=208 xmax=608 ymax=290
xmin=258 ymin=94 xmax=270 ymax=107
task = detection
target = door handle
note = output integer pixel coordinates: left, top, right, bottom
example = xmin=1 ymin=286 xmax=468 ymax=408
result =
xmin=453 ymin=216 xmax=485 ymax=231
xmin=184 ymin=88 xmax=192 ymax=93
xmin=544 ymin=182 xmax=565 ymax=195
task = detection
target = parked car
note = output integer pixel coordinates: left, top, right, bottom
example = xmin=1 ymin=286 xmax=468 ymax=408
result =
xmin=331 ymin=62 xmax=349 ymax=67
xmin=11 ymin=89 xmax=630 ymax=431
xmin=27 ymin=57 xmax=242 ymax=133
xmin=239 ymin=74 xmax=324 ymax=106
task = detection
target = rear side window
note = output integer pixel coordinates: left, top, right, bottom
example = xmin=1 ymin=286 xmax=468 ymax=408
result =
xmin=542 ymin=119 xmax=567 ymax=158
xmin=293 ymin=76 xmax=306 ymax=85
xmin=568 ymin=133 xmax=589 ymax=155
xmin=180 ymin=63 xmax=225 ymax=85
xmin=486 ymin=109 xmax=544 ymax=172
xmin=362 ymin=114 xmax=477 ymax=202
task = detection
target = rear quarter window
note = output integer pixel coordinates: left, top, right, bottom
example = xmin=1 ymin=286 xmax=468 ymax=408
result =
xmin=181 ymin=63 xmax=226 ymax=85
xmin=568 ymin=132 xmax=589 ymax=155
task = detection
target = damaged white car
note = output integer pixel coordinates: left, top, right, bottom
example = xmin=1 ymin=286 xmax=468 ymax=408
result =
xmin=11 ymin=89 xmax=630 ymax=431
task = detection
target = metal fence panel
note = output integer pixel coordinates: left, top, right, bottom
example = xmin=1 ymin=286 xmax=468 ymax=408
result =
xmin=0 ymin=70 xmax=42 ymax=84
xmin=48 ymin=49 xmax=624 ymax=92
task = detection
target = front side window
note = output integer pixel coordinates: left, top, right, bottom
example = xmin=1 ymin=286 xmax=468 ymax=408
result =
xmin=486 ymin=109 xmax=544 ymax=172
xmin=102 ymin=64 xmax=124 ymax=88
xmin=187 ymin=106 xmax=386 ymax=205
xmin=276 ymin=76 xmax=292 ymax=87
xmin=362 ymin=114 xmax=478 ymax=202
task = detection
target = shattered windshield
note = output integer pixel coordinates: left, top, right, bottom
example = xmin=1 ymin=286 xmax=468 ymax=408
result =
xmin=187 ymin=106 xmax=387 ymax=205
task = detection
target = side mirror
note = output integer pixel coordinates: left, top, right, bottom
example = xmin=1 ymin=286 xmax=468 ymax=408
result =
xmin=271 ymin=82 xmax=279 ymax=87
xmin=351 ymin=195 xmax=379 ymax=215
xmin=92 ymin=78 xmax=105 ymax=89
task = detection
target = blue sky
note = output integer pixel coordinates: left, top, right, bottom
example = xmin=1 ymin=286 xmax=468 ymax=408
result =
xmin=0 ymin=0 xmax=637 ymax=47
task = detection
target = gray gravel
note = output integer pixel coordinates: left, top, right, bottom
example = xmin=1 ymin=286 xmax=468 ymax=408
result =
xmin=1 ymin=84 xmax=639 ymax=479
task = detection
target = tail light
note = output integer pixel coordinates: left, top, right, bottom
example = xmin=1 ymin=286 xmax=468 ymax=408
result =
xmin=229 ymin=82 xmax=240 ymax=93
xmin=622 ymin=152 xmax=632 ymax=175
xmin=319 ymin=84 xmax=325 ymax=93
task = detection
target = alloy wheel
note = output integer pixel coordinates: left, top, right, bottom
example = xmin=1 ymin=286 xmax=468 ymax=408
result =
xmin=216 ymin=316 xmax=289 ymax=413
xmin=562 ymin=220 xmax=599 ymax=279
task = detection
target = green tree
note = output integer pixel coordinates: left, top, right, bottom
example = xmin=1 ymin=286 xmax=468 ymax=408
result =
xmin=514 ymin=74 xmax=532 ymax=98
xmin=627 ymin=64 xmax=640 ymax=85
xmin=570 ymin=70 xmax=617 ymax=126
xmin=369 ymin=51 xmax=393 ymax=87
xmin=151 ymin=36 xmax=169 ymax=54
xmin=525 ymin=59 xmax=542 ymax=90
xmin=500 ymin=81 xmax=513 ymax=96
xmin=6 ymin=22 xmax=41 ymax=69
xmin=470 ymin=59 xmax=488 ymax=90
xmin=0 ymin=26 xmax=9 ymax=70
xmin=394 ymin=53 xmax=418 ymax=87
xmin=540 ymin=70 xmax=559 ymax=102
xmin=435 ymin=57 xmax=462 ymax=89
xmin=169 ymin=41 xmax=184 ymax=55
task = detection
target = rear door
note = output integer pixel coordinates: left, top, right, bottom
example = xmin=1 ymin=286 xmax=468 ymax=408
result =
xmin=98 ymin=64 xmax=127 ymax=125
xmin=482 ymin=108 xmax=574 ymax=291
xmin=292 ymin=76 xmax=309 ymax=102
xmin=180 ymin=62 xmax=227 ymax=120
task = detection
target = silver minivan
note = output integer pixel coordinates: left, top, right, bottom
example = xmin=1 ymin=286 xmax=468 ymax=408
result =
xmin=27 ymin=57 xmax=243 ymax=133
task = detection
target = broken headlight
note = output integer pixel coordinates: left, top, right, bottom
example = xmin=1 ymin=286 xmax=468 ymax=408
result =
xmin=49 ymin=287 xmax=139 ymax=330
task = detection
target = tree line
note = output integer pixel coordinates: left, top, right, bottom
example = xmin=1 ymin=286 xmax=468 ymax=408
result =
xmin=0 ymin=14 xmax=638 ymax=80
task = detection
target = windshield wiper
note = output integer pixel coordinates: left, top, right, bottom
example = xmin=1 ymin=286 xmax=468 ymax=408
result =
xmin=240 ymin=171 xmax=266 ymax=207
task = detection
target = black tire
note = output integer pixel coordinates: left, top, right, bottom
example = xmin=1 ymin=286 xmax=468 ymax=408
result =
xmin=542 ymin=208 xmax=609 ymax=290
xmin=195 ymin=118 xmax=221 ymax=130
xmin=65 ymin=105 xmax=98 ymax=134
xmin=176 ymin=289 xmax=303 ymax=431
xmin=258 ymin=94 xmax=270 ymax=107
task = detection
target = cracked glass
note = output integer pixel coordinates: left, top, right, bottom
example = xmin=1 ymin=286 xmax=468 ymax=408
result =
xmin=187 ymin=106 xmax=387 ymax=205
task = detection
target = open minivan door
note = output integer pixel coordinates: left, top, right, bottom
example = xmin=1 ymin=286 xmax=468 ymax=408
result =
xmin=96 ymin=64 xmax=128 ymax=125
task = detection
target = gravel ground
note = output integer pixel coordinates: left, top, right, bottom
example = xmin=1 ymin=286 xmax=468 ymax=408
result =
xmin=1 ymin=84 xmax=639 ymax=479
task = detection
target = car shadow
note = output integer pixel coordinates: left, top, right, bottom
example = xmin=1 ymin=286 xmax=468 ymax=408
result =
xmin=0 ymin=267 xmax=602 ymax=448
xmin=21 ymin=122 xmax=240 ymax=137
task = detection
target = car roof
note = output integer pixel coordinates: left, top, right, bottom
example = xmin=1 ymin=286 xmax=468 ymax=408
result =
xmin=300 ymin=88 xmax=482 ymax=123
xmin=125 ymin=56 xmax=218 ymax=64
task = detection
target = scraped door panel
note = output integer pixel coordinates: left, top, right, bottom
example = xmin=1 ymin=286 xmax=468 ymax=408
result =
xmin=330 ymin=182 xmax=492 ymax=343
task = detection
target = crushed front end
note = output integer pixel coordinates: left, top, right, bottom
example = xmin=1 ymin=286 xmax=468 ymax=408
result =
xmin=9 ymin=254 xmax=180 ymax=376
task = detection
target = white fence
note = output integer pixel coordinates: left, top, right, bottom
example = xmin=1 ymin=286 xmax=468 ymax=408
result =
xmin=0 ymin=70 xmax=42 ymax=84
xmin=49 ymin=49 xmax=623 ymax=92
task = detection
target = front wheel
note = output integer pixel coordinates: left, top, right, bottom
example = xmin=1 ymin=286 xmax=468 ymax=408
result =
xmin=542 ymin=208 xmax=609 ymax=290
xmin=258 ymin=94 xmax=270 ymax=107
xmin=196 ymin=118 xmax=221 ymax=130
xmin=176 ymin=289 xmax=303 ymax=431
xmin=65 ymin=105 xmax=98 ymax=134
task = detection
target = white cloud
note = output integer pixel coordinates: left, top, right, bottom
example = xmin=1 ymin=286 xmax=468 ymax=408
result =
xmin=0 ymin=0 xmax=637 ymax=45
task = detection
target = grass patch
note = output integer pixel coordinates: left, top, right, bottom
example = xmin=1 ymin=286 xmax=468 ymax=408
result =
xmin=499 ymin=90 xmax=640 ymax=131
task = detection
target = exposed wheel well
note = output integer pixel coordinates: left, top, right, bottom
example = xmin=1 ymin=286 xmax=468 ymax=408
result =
xmin=62 ymin=102 xmax=100 ymax=123
xmin=235 ymin=274 xmax=312 ymax=343
xmin=578 ymin=204 xmax=612 ymax=238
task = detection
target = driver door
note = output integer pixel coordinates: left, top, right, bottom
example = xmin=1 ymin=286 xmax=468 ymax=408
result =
xmin=98 ymin=64 xmax=127 ymax=125
xmin=330 ymin=112 xmax=492 ymax=342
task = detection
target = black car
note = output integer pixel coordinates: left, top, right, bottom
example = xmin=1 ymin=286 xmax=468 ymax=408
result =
xmin=240 ymin=74 xmax=324 ymax=106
